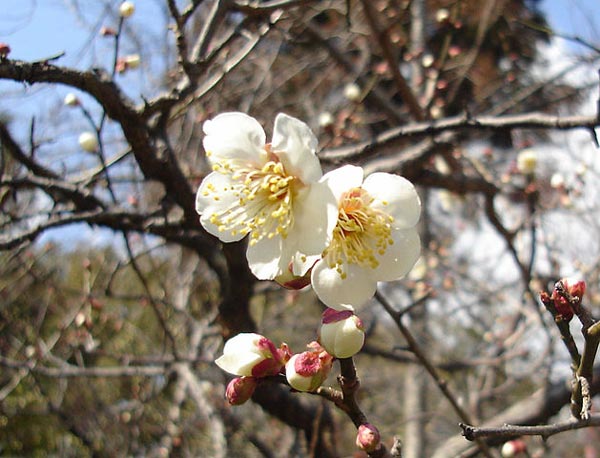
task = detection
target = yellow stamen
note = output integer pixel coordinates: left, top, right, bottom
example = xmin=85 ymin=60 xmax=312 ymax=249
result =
xmin=324 ymin=187 xmax=394 ymax=278
xmin=204 ymin=152 xmax=299 ymax=242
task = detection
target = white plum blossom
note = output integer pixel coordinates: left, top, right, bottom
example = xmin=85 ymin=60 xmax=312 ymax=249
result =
xmin=196 ymin=112 xmax=338 ymax=280
xmin=214 ymin=332 xmax=290 ymax=378
xmin=311 ymin=165 xmax=421 ymax=310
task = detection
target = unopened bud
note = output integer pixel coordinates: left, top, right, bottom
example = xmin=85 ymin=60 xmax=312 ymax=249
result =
xmin=563 ymin=277 xmax=586 ymax=301
xmin=318 ymin=112 xmax=334 ymax=128
xmin=343 ymin=83 xmax=361 ymax=102
xmin=225 ymin=376 xmax=257 ymax=405
xmin=516 ymin=149 xmax=537 ymax=175
xmin=78 ymin=132 xmax=99 ymax=152
xmin=549 ymin=277 xmax=585 ymax=322
xmin=119 ymin=1 xmax=135 ymax=18
xmin=0 ymin=43 xmax=11 ymax=59
xmin=285 ymin=342 xmax=333 ymax=392
xmin=215 ymin=333 xmax=291 ymax=378
xmin=64 ymin=93 xmax=80 ymax=107
xmin=356 ymin=423 xmax=381 ymax=453
xmin=100 ymin=26 xmax=117 ymax=37
xmin=124 ymin=54 xmax=141 ymax=69
xmin=550 ymin=173 xmax=565 ymax=189
xmin=448 ymin=45 xmax=462 ymax=57
xmin=501 ymin=439 xmax=527 ymax=457
xmin=421 ymin=54 xmax=435 ymax=68
xmin=319 ymin=308 xmax=365 ymax=358
xmin=436 ymin=8 xmax=450 ymax=23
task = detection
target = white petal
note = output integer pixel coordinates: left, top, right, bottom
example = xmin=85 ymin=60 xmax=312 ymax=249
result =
xmin=363 ymin=173 xmax=421 ymax=229
xmin=322 ymin=165 xmax=364 ymax=201
xmin=372 ymin=228 xmax=421 ymax=281
xmin=291 ymin=253 xmax=320 ymax=278
xmin=311 ymin=261 xmax=375 ymax=309
xmin=222 ymin=332 xmax=263 ymax=354
xmin=195 ymin=172 xmax=247 ymax=243
xmin=271 ymin=113 xmax=322 ymax=183
xmin=203 ymin=112 xmax=266 ymax=164
xmin=215 ymin=352 xmax=262 ymax=376
xmin=287 ymin=182 xmax=338 ymax=271
xmin=331 ymin=319 xmax=365 ymax=358
xmin=246 ymin=235 xmax=287 ymax=280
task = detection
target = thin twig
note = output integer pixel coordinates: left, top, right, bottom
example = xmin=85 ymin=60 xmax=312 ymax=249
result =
xmin=461 ymin=414 xmax=600 ymax=440
xmin=375 ymin=291 xmax=495 ymax=458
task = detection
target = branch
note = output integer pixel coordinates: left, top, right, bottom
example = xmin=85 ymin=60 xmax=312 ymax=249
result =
xmin=375 ymin=291 xmax=495 ymax=458
xmin=0 ymin=59 xmax=197 ymax=225
xmin=360 ymin=0 xmax=425 ymax=121
xmin=431 ymin=365 xmax=600 ymax=458
xmin=0 ymin=175 xmax=104 ymax=212
xmin=460 ymin=414 xmax=600 ymax=441
xmin=0 ymin=355 xmax=168 ymax=378
xmin=320 ymin=112 xmax=600 ymax=161
xmin=232 ymin=0 xmax=318 ymax=15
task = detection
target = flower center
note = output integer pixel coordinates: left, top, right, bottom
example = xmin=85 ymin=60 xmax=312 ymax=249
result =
xmin=324 ymin=187 xmax=394 ymax=278
xmin=202 ymin=149 xmax=297 ymax=244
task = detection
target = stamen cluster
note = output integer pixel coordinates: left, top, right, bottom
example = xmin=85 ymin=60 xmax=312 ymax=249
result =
xmin=326 ymin=187 xmax=394 ymax=278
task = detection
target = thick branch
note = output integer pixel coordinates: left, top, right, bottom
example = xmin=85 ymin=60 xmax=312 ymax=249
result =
xmin=0 ymin=59 xmax=197 ymax=225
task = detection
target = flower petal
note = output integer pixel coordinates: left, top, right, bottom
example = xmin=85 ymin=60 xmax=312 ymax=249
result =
xmin=203 ymin=112 xmax=266 ymax=164
xmin=372 ymin=228 xmax=421 ymax=281
xmin=322 ymin=164 xmax=364 ymax=201
xmin=222 ymin=333 xmax=263 ymax=354
xmin=287 ymin=181 xmax=338 ymax=275
xmin=363 ymin=173 xmax=421 ymax=229
xmin=271 ymin=113 xmax=322 ymax=183
xmin=195 ymin=172 xmax=247 ymax=242
xmin=311 ymin=261 xmax=376 ymax=310
xmin=215 ymin=352 xmax=263 ymax=376
xmin=246 ymin=235 xmax=286 ymax=280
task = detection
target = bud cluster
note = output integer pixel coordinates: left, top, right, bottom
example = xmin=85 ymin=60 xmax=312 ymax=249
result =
xmin=544 ymin=277 xmax=586 ymax=322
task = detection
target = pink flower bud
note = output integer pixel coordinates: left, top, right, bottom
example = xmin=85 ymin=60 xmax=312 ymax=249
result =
xmin=550 ymin=277 xmax=586 ymax=322
xmin=285 ymin=342 xmax=333 ymax=392
xmin=225 ymin=376 xmax=257 ymax=405
xmin=319 ymin=308 xmax=365 ymax=358
xmin=116 ymin=58 xmax=128 ymax=74
xmin=0 ymin=43 xmax=11 ymax=59
xmin=215 ymin=333 xmax=291 ymax=378
xmin=100 ymin=26 xmax=117 ymax=37
xmin=563 ymin=277 xmax=586 ymax=300
xmin=356 ymin=423 xmax=381 ymax=453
